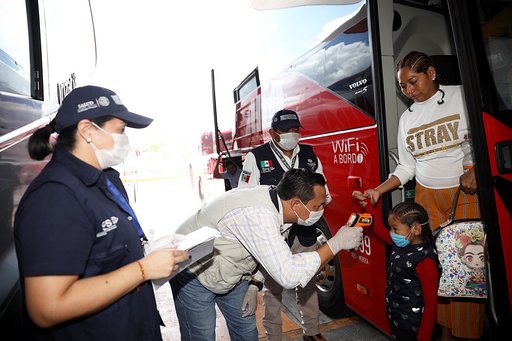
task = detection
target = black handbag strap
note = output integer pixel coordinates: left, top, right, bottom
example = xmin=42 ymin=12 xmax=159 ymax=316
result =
xmin=434 ymin=186 xmax=462 ymax=239
xmin=445 ymin=186 xmax=462 ymax=226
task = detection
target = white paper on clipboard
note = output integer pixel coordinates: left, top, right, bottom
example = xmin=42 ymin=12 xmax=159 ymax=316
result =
xmin=145 ymin=226 xmax=220 ymax=290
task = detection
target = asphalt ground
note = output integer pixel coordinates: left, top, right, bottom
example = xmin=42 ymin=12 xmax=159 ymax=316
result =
xmin=155 ymin=282 xmax=390 ymax=341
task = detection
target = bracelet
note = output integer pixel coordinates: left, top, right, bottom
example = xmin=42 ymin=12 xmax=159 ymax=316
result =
xmin=248 ymin=279 xmax=263 ymax=291
xmin=136 ymin=260 xmax=146 ymax=282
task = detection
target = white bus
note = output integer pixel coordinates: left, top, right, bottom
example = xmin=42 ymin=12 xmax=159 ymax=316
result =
xmin=0 ymin=0 xmax=96 ymax=332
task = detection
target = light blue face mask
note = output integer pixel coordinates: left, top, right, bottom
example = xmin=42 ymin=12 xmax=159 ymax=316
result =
xmin=390 ymin=231 xmax=411 ymax=247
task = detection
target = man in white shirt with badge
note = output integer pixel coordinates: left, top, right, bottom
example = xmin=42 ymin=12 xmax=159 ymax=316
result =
xmin=238 ymin=109 xmax=331 ymax=341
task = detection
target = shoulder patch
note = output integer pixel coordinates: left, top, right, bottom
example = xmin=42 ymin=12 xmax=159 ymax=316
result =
xmin=241 ymin=170 xmax=251 ymax=183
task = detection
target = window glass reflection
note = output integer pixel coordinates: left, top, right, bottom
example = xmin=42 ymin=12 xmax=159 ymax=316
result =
xmin=0 ymin=1 xmax=30 ymax=96
xmin=480 ymin=0 xmax=512 ymax=111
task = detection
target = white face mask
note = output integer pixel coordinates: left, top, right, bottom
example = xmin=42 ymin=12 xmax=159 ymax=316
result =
xmin=276 ymin=132 xmax=300 ymax=151
xmin=294 ymin=200 xmax=324 ymax=226
xmin=90 ymin=123 xmax=130 ymax=169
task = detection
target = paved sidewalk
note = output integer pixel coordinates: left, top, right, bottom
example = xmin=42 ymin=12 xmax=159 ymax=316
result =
xmin=156 ymin=284 xmax=389 ymax=341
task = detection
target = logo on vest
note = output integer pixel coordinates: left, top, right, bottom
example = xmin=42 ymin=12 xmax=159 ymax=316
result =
xmin=259 ymin=159 xmax=275 ymax=173
xmin=96 ymin=216 xmax=119 ymax=237
xmin=306 ymin=158 xmax=317 ymax=170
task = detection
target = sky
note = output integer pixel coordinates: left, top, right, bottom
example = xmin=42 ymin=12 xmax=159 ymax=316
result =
xmin=87 ymin=0 xmax=363 ymax=165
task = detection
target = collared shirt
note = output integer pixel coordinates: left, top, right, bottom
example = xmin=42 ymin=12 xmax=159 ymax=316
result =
xmin=214 ymin=197 xmax=321 ymax=288
xmin=239 ymin=141 xmax=301 ymax=186
xmin=239 ymin=141 xmax=332 ymax=203
xmin=14 ymin=149 xmax=161 ymax=341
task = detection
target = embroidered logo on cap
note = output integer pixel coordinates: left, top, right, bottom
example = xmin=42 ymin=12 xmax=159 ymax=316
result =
xmin=77 ymin=101 xmax=98 ymax=113
xmin=111 ymin=94 xmax=123 ymax=105
xmin=76 ymin=96 xmax=111 ymax=114
xmin=97 ymin=96 xmax=110 ymax=107
xmin=279 ymin=113 xmax=298 ymax=121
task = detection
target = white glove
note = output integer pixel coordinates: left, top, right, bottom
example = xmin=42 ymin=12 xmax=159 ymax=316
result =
xmin=241 ymin=284 xmax=259 ymax=317
xmin=326 ymin=225 xmax=363 ymax=254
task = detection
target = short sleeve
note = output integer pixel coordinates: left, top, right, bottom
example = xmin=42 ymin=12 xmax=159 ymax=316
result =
xmin=15 ymin=183 xmax=95 ymax=276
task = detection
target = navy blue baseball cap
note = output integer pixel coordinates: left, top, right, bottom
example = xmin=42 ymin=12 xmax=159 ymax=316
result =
xmin=271 ymin=109 xmax=303 ymax=131
xmin=53 ymin=85 xmax=153 ymax=133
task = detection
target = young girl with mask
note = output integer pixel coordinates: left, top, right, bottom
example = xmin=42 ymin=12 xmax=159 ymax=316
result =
xmin=353 ymin=51 xmax=484 ymax=341
xmin=14 ymin=85 xmax=189 ymax=340
xmin=372 ymin=201 xmax=440 ymax=341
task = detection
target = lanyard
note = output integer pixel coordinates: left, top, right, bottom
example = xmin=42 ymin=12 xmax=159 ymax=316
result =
xmin=270 ymin=141 xmax=297 ymax=170
xmin=105 ymin=177 xmax=146 ymax=241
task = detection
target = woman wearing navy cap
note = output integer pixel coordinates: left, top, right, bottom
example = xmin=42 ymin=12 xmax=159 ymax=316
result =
xmin=14 ymin=85 xmax=188 ymax=340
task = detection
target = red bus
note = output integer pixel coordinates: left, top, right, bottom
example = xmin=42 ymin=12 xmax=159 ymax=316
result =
xmin=200 ymin=130 xmax=234 ymax=156
xmin=228 ymin=0 xmax=511 ymax=337
xmin=193 ymin=129 xmax=242 ymax=201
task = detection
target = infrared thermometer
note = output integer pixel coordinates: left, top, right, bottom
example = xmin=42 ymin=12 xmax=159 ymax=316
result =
xmin=346 ymin=213 xmax=373 ymax=228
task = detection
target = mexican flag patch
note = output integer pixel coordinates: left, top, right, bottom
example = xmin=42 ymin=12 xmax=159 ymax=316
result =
xmin=259 ymin=160 xmax=273 ymax=168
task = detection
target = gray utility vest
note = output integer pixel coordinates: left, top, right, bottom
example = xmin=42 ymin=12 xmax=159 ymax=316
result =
xmin=176 ymin=185 xmax=279 ymax=294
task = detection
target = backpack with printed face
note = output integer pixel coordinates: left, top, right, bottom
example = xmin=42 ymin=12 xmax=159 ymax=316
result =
xmin=434 ymin=188 xmax=488 ymax=299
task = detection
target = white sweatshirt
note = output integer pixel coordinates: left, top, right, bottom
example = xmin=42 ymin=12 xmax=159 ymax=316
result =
xmin=392 ymin=85 xmax=473 ymax=189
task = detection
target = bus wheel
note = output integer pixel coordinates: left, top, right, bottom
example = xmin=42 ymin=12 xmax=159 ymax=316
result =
xmin=315 ymin=218 xmax=354 ymax=318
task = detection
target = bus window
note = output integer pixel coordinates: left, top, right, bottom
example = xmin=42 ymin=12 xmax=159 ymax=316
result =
xmin=0 ymin=1 xmax=30 ymax=97
xmin=480 ymin=1 xmax=512 ymax=111
xmin=289 ymin=6 xmax=374 ymax=117
xmin=44 ymin=0 xmax=97 ymax=104
xmin=236 ymin=74 xmax=259 ymax=102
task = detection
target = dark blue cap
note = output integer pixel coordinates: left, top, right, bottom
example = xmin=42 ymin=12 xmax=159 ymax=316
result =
xmin=53 ymin=85 xmax=153 ymax=132
xmin=271 ymin=109 xmax=303 ymax=131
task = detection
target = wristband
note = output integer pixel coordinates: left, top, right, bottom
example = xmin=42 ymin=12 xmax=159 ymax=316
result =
xmin=248 ymin=279 xmax=263 ymax=291
xmin=136 ymin=260 xmax=146 ymax=282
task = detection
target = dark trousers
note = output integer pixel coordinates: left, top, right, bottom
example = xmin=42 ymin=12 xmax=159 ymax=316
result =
xmin=392 ymin=326 xmax=418 ymax=341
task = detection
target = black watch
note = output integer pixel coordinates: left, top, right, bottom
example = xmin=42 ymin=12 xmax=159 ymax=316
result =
xmin=248 ymin=279 xmax=263 ymax=291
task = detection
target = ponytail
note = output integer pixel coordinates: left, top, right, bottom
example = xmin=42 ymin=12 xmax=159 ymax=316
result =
xmin=28 ymin=125 xmax=54 ymax=160
xmin=28 ymin=121 xmax=78 ymax=160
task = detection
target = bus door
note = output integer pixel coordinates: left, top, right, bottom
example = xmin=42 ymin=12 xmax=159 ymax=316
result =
xmin=375 ymin=0 xmax=512 ymax=334
xmin=252 ymin=1 xmax=391 ymax=332
xmin=233 ymin=67 xmax=263 ymax=149
xmin=325 ymin=0 xmax=464 ymax=333
xmin=447 ymin=0 xmax=512 ymax=333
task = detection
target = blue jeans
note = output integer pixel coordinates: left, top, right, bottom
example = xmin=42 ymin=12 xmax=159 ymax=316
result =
xmin=169 ymin=270 xmax=258 ymax=341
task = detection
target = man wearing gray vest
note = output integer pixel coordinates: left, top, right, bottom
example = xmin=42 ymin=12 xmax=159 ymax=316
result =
xmin=238 ymin=109 xmax=331 ymax=341
xmin=169 ymin=169 xmax=362 ymax=341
